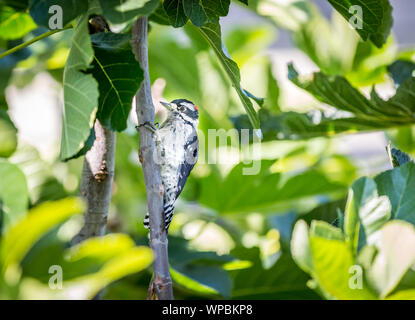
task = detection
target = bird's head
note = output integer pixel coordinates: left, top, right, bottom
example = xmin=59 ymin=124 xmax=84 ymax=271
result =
xmin=160 ymin=99 xmax=199 ymax=126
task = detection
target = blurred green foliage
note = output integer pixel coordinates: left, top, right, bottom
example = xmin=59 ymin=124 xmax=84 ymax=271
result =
xmin=292 ymin=162 xmax=415 ymax=299
xmin=1 ymin=0 xmax=415 ymax=300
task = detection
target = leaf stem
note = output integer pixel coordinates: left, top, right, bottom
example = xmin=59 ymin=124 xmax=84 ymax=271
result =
xmin=0 ymin=25 xmax=73 ymax=59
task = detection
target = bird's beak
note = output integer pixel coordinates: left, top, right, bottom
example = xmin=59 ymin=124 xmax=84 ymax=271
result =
xmin=160 ymin=101 xmax=173 ymax=111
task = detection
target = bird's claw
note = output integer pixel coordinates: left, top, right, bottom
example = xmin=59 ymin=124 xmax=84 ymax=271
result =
xmin=136 ymin=121 xmax=158 ymax=133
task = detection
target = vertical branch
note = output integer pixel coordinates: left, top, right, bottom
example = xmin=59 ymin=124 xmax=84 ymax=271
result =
xmin=71 ymin=16 xmax=115 ymax=247
xmin=131 ymin=17 xmax=174 ymax=300
xmin=72 ymin=120 xmax=116 ymax=245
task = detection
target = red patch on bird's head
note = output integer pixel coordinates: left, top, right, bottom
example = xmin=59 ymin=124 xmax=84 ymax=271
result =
xmin=194 ymin=105 xmax=199 ymax=110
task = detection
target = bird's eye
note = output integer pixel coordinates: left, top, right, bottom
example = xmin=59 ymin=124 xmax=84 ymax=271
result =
xmin=177 ymin=105 xmax=185 ymax=112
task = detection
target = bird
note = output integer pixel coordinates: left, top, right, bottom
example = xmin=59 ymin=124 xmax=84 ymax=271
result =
xmin=142 ymin=99 xmax=199 ymax=232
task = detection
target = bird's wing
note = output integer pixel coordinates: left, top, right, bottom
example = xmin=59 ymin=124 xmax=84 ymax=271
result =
xmin=175 ymin=135 xmax=199 ymax=200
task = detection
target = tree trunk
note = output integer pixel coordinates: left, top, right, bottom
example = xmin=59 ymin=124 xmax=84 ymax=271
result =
xmin=131 ymin=17 xmax=174 ymax=300
xmin=71 ymin=120 xmax=116 ymax=245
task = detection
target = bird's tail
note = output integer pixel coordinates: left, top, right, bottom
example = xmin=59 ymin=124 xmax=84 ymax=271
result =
xmin=143 ymin=212 xmax=150 ymax=229
xmin=143 ymin=207 xmax=173 ymax=231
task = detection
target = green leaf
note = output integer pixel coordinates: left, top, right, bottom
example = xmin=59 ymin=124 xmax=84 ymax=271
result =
xmin=169 ymin=237 xmax=234 ymax=266
xmin=65 ymin=127 xmax=95 ymax=161
xmin=99 ymin=0 xmax=159 ymax=24
xmin=366 ymin=221 xmax=415 ymax=298
xmin=60 ymin=14 xmax=99 ymax=161
xmin=343 ymin=177 xmax=393 ymax=252
xmin=89 ymin=32 xmax=143 ymax=131
xmin=277 ymin=64 xmax=415 ymax=139
xmin=327 ymin=0 xmax=393 ymax=48
xmin=196 ymin=21 xmax=259 ymax=129
xmin=29 ymin=0 xmax=88 ymax=28
xmin=310 ymin=220 xmax=344 ymax=241
xmin=0 ymin=197 xmax=85 ymax=274
xmin=0 ymin=109 xmax=17 ymax=157
xmin=171 ymin=265 xmax=232 ymax=297
xmin=67 ymin=233 xmax=136 ymax=262
xmin=264 ymin=61 xmax=280 ymax=112
xmin=290 ymin=63 xmax=401 ymax=120
xmin=199 ymin=160 xmax=347 ymax=214
xmin=343 ymin=188 xmax=359 ymax=252
xmin=291 ymin=221 xmax=378 ymax=299
xmin=230 ymin=246 xmax=318 ymax=299
xmin=375 ymin=162 xmax=415 ymax=225
xmin=149 ymin=1 xmax=170 ymax=25
xmin=234 ymin=108 xmax=401 ymax=141
xmin=0 ymin=5 xmax=36 ymax=40
xmin=163 ymin=0 xmax=188 ymax=28
xmin=348 ymin=179 xmax=377 ymax=238
xmin=309 ymin=235 xmax=377 ymax=299
xmin=358 ymin=195 xmax=391 ymax=246
xmin=63 ymin=245 xmax=153 ymax=299
xmin=0 ymin=159 xmax=28 ymax=231
xmin=183 ymin=0 xmax=207 ymax=27
xmin=201 ymin=0 xmax=230 ymax=20
xmin=168 ymin=237 xmax=234 ymax=297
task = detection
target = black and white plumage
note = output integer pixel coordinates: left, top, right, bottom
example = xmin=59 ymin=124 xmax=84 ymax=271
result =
xmin=143 ymin=99 xmax=199 ymax=232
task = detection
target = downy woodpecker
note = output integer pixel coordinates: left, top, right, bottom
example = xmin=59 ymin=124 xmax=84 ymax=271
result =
xmin=142 ymin=99 xmax=199 ymax=231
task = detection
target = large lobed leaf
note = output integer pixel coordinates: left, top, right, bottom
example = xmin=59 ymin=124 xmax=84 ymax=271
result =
xmin=289 ymin=64 xmax=415 ymax=124
xmin=163 ymin=0 xmax=231 ymax=28
xmin=241 ymin=65 xmax=415 ymax=141
xmin=89 ymin=32 xmax=143 ymax=131
xmin=327 ymin=0 xmax=393 ymax=48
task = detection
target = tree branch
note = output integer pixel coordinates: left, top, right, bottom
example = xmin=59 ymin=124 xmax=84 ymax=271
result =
xmin=71 ymin=120 xmax=116 ymax=245
xmin=131 ymin=17 xmax=174 ymax=300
